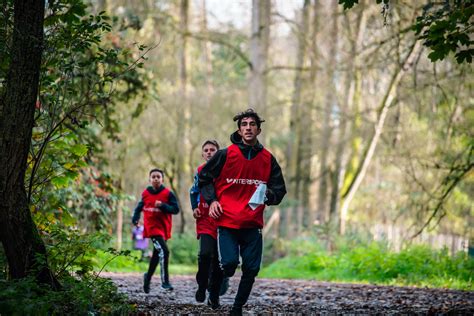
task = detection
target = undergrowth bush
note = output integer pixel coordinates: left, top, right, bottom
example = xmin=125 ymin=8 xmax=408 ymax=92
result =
xmin=91 ymin=248 xmax=197 ymax=275
xmin=167 ymin=232 xmax=199 ymax=265
xmin=0 ymin=227 xmax=134 ymax=314
xmin=0 ymin=274 xmax=131 ymax=315
xmin=260 ymin=235 xmax=473 ymax=290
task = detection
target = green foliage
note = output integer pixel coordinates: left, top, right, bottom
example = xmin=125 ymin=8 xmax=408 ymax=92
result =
xmin=29 ymin=128 xmax=133 ymax=232
xmin=47 ymin=167 xmax=134 ymax=232
xmin=84 ymin=233 xmax=199 ymax=273
xmin=414 ymin=1 xmax=474 ymax=63
xmin=91 ymin=249 xmax=197 ymax=274
xmin=91 ymin=249 xmax=149 ymax=273
xmin=29 ymin=131 xmax=88 ymax=200
xmin=395 ymin=85 xmax=473 ymax=236
xmin=167 ymin=233 xmax=199 ymax=266
xmin=18 ymin=0 xmax=148 ymax=233
xmin=339 ymin=0 xmax=389 ymax=10
xmin=339 ymin=0 xmax=359 ymax=10
xmin=260 ymin=236 xmax=473 ymax=290
xmin=44 ymin=227 xmax=114 ymax=276
xmin=339 ymin=0 xmax=473 ymax=63
xmin=0 ymin=223 xmax=133 ymax=314
xmin=35 ymin=0 xmax=145 ymax=144
xmin=76 ymin=233 xmax=199 ymax=274
xmin=0 ymin=274 xmax=132 ymax=315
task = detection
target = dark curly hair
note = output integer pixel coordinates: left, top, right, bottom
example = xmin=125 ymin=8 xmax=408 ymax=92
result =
xmin=233 ymin=108 xmax=265 ymax=129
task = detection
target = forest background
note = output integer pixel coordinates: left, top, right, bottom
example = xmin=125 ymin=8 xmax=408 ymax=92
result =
xmin=0 ymin=0 xmax=472 ymax=313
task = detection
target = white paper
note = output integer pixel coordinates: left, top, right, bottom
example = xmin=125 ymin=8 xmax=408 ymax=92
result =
xmin=249 ymin=183 xmax=267 ymax=210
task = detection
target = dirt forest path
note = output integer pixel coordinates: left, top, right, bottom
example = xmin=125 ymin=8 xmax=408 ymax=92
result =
xmin=102 ymin=272 xmax=473 ymax=315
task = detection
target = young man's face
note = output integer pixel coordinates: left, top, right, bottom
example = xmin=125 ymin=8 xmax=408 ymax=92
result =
xmin=149 ymin=171 xmax=163 ymax=189
xmin=238 ymin=116 xmax=260 ymax=146
xmin=202 ymin=144 xmax=218 ymax=161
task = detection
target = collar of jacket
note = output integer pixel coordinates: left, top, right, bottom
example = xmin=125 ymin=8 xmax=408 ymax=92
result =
xmin=146 ymin=185 xmax=165 ymax=194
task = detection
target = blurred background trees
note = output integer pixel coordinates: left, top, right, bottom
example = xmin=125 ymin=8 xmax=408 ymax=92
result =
xmin=88 ymin=0 xmax=471 ymax=249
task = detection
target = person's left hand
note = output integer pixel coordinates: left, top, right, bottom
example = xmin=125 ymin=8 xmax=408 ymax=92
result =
xmin=155 ymin=200 xmax=162 ymax=207
xmin=209 ymin=201 xmax=223 ymax=219
xmin=193 ymin=208 xmax=201 ymax=219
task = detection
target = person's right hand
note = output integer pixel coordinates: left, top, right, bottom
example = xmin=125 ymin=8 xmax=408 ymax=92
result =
xmin=209 ymin=201 xmax=223 ymax=219
xmin=193 ymin=208 xmax=201 ymax=219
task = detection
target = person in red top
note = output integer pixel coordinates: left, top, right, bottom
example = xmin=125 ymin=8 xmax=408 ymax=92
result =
xmin=198 ymin=109 xmax=287 ymax=315
xmin=190 ymin=140 xmax=229 ymax=305
xmin=132 ymin=168 xmax=180 ymax=293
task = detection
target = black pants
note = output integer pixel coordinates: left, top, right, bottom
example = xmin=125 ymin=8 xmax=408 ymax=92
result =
xmin=148 ymin=236 xmax=170 ymax=284
xmin=196 ymin=234 xmax=223 ymax=301
xmin=217 ymin=227 xmax=262 ymax=309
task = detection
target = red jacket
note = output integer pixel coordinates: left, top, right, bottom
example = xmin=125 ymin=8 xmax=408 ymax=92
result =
xmin=195 ymin=164 xmax=218 ymax=239
xmin=214 ymin=144 xmax=271 ymax=229
xmin=142 ymin=187 xmax=173 ymax=240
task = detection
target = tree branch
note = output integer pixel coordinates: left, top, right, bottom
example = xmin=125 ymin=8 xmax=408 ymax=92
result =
xmin=184 ymin=31 xmax=253 ymax=70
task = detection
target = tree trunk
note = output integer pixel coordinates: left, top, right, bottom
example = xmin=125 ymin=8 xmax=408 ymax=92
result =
xmin=200 ymin=0 xmax=213 ymax=98
xmin=339 ymin=41 xmax=421 ymax=234
xmin=284 ymin=0 xmax=310 ymax=237
xmin=341 ymin=73 xmax=362 ymax=204
xmin=302 ymin=0 xmax=321 ymax=228
xmin=116 ymin=200 xmax=124 ymax=250
xmin=178 ymin=0 xmax=189 ymax=95
xmin=115 ymin=143 xmax=128 ymax=250
xmin=295 ymin=0 xmax=311 ymax=234
xmin=248 ymin=0 xmax=270 ymax=118
xmin=175 ymin=0 xmax=190 ymax=234
xmin=317 ymin=1 xmax=338 ymax=223
xmin=328 ymin=6 xmax=367 ymax=227
xmin=0 ymin=0 xmax=59 ymax=288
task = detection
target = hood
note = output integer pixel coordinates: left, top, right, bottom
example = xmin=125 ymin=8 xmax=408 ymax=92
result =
xmin=146 ymin=185 xmax=165 ymax=194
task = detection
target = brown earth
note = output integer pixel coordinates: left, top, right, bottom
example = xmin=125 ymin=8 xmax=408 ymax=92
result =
xmin=101 ymin=272 xmax=474 ymax=315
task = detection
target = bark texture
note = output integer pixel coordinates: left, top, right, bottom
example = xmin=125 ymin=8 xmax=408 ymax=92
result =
xmin=0 ymin=0 xmax=58 ymax=287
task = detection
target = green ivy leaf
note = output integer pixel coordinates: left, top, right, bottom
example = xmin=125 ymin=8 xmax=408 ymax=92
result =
xmin=70 ymin=144 xmax=89 ymax=156
xmin=51 ymin=176 xmax=72 ymax=188
xmin=455 ymin=49 xmax=473 ymax=63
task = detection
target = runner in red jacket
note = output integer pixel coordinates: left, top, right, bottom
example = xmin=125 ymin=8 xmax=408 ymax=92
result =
xmin=199 ymin=109 xmax=287 ymax=315
xmin=132 ymin=168 xmax=179 ymax=293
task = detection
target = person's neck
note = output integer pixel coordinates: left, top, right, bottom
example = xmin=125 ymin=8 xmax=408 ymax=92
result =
xmin=151 ymin=184 xmax=161 ymax=190
xmin=242 ymin=139 xmax=257 ymax=146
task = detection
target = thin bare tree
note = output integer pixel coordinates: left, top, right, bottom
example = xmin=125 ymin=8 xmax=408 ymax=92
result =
xmin=249 ymin=0 xmax=271 ymax=117
xmin=175 ymin=0 xmax=190 ymax=234
xmin=329 ymin=3 xmax=368 ymax=227
xmin=317 ymin=0 xmax=339 ymax=223
xmin=340 ymin=40 xmax=422 ymax=234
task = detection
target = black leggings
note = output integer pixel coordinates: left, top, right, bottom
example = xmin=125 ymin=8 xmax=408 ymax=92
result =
xmin=196 ymin=234 xmax=223 ymax=301
xmin=147 ymin=236 xmax=170 ymax=284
